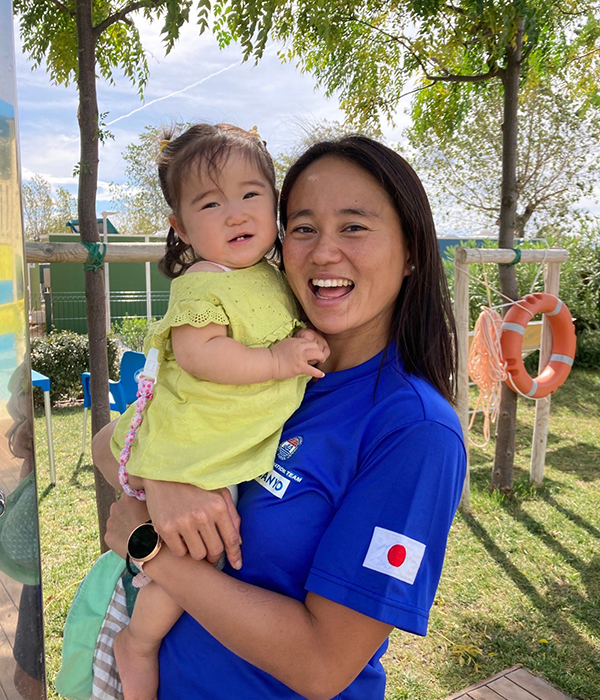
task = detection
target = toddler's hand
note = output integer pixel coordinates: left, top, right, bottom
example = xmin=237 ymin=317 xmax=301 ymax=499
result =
xmin=270 ymin=336 xmax=328 ymax=380
xmin=294 ymin=328 xmax=330 ymax=362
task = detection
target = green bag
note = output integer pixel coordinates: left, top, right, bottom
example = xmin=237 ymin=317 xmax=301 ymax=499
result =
xmin=54 ymin=550 xmax=126 ymax=700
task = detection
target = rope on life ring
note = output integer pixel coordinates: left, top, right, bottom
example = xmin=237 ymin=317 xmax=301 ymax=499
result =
xmin=500 ymin=293 xmax=576 ymax=399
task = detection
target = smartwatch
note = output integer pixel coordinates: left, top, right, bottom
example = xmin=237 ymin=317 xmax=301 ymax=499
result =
xmin=126 ymin=520 xmax=162 ymax=575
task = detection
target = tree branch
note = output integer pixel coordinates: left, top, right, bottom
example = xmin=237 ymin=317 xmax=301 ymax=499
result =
xmin=347 ymin=15 xmax=502 ymax=84
xmin=398 ymin=81 xmax=436 ymax=100
xmin=50 ymin=0 xmax=74 ymax=15
xmin=426 ymin=68 xmax=501 ymax=83
xmin=445 ymin=3 xmax=467 ymax=15
xmin=93 ymin=0 xmax=159 ymax=38
xmin=565 ymin=47 xmax=600 ymax=67
xmin=347 ymin=15 xmax=434 ymax=76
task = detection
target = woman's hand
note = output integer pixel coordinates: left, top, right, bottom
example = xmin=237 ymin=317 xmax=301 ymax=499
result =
xmin=105 ymin=496 xmax=150 ymax=560
xmin=142 ymin=479 xmax=242 ymax=569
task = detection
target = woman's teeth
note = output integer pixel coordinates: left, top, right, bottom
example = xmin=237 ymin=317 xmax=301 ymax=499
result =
xmin=311 ymin=278 xmax=354 ymax=300
xmin=311 ymin=279 xmax=353 ymax=287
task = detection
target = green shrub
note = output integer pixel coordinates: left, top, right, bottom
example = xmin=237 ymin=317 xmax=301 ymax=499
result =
xmin=574 ymin=328 xmax=600 ymax=368
xmin=30 ymin=330 xmax=119 ymax=404
xmin=557 ymin=225 xmax=600 ymax=332
xmin=112 ymin=315 xmax=152 ymax=352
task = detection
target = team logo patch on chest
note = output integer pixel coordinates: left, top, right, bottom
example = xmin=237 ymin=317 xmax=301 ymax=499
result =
xmin=362 ymin=526 xmax=426 ymax=585
xmin=276 ymin=436 xmax=303 ymax=461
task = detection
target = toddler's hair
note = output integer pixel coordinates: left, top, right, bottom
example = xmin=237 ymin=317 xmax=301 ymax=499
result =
xmin=157 ymin=123 xmax=279 ymax=278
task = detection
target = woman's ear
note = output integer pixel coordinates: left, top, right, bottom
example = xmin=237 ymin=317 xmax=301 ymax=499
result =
xmin=169 ymin=214 xmax=188 ymax=244
xmin=404 ymin=258 xmax=415 ymax=276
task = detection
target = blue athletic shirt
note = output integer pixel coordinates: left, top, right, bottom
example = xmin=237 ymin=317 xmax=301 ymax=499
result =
xmin=158 ymin=346 xmax=466 ymax=699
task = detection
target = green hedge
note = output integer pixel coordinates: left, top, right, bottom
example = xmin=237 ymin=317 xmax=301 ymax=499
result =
xmin=112 ymin=314 xmax=152 ymax=353
xmin=30 ymin=330 xmax=119 ymax=405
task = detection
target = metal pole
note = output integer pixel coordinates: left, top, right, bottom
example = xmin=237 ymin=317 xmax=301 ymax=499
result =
xmin=44 ymin=290 xmax=52 ymax=332
xmin=102 ymin=213 xmax=110 ymax=332
xmin=145 ymin=235 xmax=152 ymax=322
xmin=101 ymin=210 xmax=116 ymax=332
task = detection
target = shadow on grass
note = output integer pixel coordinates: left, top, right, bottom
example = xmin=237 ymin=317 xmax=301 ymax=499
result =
xmin=504 ymin=500 xmax=600 ymax=636
xmin=460 ymin=511 xmax=600 ymax=697
xmin=38 ymin=482 xmax=55 ymax=503
xmin=550 ymin=371 xmax=600 ymax=418
xmin=69 ymin=455 xmax=94 ymax=489
xmin=33 ymin=404 xmax=85 ymax=419
xmin=545 ymin=441 xmax=600 ymax=482
xmin=540 ymin=492 xmax=600 ymax=539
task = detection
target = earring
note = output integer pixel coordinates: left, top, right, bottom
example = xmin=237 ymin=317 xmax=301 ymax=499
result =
xmin=410 ymin=265 xmax=416 ymax=272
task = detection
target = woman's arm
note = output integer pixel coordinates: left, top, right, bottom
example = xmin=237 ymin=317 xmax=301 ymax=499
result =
xmin=105 ymin=497 xmax=392 ymax=700
xmin=91 ymin=421 xmax=242 ymax=567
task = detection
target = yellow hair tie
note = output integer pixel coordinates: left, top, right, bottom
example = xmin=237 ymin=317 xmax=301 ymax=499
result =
xmin=248 ymin=125 xmax=261 ymax=139
xmin=159 ymin=139 xmax=170 ymax=152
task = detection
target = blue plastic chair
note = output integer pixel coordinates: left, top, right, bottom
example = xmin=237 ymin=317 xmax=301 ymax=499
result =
xmin=81 ymin=350 xmax=146 ymax=455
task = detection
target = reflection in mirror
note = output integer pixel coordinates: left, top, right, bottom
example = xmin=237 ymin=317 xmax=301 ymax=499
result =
xmin=0 ymin=0 xmax=47 ymax=697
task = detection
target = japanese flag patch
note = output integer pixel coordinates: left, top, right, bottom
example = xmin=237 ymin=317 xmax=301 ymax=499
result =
xmin=362 ymin=526 xmax=426 ymax=585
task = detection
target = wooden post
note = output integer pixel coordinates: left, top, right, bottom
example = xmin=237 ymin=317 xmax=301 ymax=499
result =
xmin=25 ymin=241 xmax=165 ymax=263
xmin=530 ymin=260 xmax=563 ymax=485
xmin=454 ymin=246 xmax=471 ymax=511
xmin=453 ymin=248 xmax=569 ymax=504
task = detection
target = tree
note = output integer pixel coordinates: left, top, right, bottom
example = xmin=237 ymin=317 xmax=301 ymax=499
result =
xmin=21 ymin=174 xmax=52 ymax=241
xmin=272 ymin=119 xmax=380 ymax=188
xmin=53 ymin=184 xmax=78 ymax=231
xmin=22 ymin=174 xmax=77 ymax=240
xmin=14 ymin=0 xmax=217 ymax=545
xmin=109 ymin=123 xmax=188 ymax=236
xmin=410 ymin=80 xmax=600 ymax=238
xmin=221 ymin=0 xmax=600 ymax=493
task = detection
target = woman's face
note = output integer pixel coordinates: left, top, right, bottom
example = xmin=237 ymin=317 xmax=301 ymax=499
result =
xmin=283 ymin=156 xmax=411 ymax=359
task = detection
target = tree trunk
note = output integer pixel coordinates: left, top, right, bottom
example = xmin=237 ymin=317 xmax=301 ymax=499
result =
xmin=76 ymin=0 xmax=115 ymax=550
xmin=492 ymin=19 xmax=524 ymax=494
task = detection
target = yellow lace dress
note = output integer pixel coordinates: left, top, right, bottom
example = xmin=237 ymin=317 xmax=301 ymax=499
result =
xmin=110 ymin=260 xmax=309 ymax=490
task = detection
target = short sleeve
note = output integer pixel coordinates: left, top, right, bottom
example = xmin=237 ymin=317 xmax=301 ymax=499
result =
xmin=156 ymin=298 xmax=230 ymax=331
xmin=145 ymin=275 xmax=230 ymax=356
xmin=305 ymin=421 xmax=466 ymax=635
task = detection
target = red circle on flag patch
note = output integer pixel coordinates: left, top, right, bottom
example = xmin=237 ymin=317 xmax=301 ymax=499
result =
xmin=387 ymin=544 xmax=407 ymax=568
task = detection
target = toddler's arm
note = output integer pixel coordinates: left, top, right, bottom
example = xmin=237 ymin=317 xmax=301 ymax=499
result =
xmin=172 ymin=323 xmax=328 ymax=383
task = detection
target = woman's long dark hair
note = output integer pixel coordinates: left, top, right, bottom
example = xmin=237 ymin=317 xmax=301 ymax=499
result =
xmin=279 ymin=136 xmax=458 ymax=404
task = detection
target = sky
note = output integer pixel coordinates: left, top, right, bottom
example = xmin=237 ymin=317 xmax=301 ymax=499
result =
xmin=12 ymin=12 xmax=598 ymax=227
xmin=13 ymin=13 xmax=408 ymax=217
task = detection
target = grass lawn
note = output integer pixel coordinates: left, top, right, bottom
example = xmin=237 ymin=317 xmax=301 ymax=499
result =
xmin=33 ymin=369 xmax=600 ymax=700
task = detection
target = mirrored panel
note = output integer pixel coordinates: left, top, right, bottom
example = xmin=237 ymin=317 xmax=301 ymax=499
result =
xmin=0 ymin=1 xmax=47 ymax=697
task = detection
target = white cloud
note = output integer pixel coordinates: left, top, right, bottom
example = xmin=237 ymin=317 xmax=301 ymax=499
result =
xmin=14 ymin=14 xmax=354 ymax=202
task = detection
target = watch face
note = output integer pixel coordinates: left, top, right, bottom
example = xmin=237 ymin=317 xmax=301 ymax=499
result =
xmin=129 ymin=523 xmax=159 ymax=560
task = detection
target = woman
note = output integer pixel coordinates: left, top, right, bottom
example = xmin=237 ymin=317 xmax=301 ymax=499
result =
xmin=99 ymin=135 xmax=466 ymax=700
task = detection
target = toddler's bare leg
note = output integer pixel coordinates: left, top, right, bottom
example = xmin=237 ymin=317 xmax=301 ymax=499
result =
xmin=113 ymin=582 xmax=183 ymax=700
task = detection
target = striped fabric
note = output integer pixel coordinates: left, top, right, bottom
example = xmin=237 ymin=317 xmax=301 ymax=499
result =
xmin=91 ymin=578 xmax=129 ymax=700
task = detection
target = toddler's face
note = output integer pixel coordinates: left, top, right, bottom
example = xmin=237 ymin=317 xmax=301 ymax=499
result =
xmin=170 ymin=152 xmax=278 ymax=269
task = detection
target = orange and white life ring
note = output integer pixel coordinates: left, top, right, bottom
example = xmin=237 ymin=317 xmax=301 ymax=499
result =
xmin=500 ymin=293 xmax=576 ymax=399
